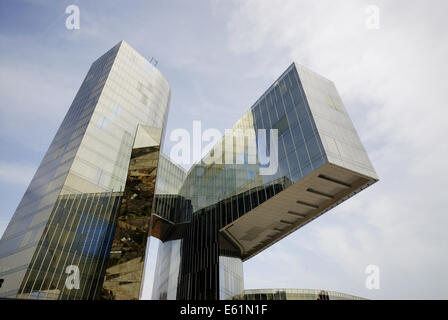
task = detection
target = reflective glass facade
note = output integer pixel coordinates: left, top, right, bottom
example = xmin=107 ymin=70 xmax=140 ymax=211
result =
xmin=101 ymin=126 xmax=162 ymax=300
xmin=231 ymin=288 xmax=366 ymax=300
xmin=0 ymin=45 xmax=377 ymax=300
xmin=150 ymin=63 xmax=378 ymax=300
xmin=0 ymin=41 xmax=170 ymax=299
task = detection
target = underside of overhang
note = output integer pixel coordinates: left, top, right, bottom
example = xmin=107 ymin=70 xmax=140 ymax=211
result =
xmin=219 ymin=162 xmax=378 ymax=261
xmin=150 ymin=213 xmax=187 ymax=242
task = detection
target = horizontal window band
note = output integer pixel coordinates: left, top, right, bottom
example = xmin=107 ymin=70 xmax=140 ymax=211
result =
xmin=306 ymin=188 xmax=334 ymax=199
xmin=287 ymin=210 xmax=306 ymax=218
xmin=296 ymin=200 xmax=319 ymax=209
xmin=318 ymin=174 xmax=351 ymax=188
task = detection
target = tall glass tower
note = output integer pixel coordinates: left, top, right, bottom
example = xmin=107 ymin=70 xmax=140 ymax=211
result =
xmin=0 ymin=42 xmax=377 ymax=300
xmin=0 ymin=41 xmax=170 ymax=299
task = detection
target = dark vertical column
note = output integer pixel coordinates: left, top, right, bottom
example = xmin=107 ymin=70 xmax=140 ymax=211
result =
xmin=177 ymin=209 xmax=220 ymax=300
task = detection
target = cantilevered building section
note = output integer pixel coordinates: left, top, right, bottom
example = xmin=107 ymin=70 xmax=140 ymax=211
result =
xmin=219 ymin=63 xmax=378 ymax=261
xmin=0 ymin=41 xmax=171 ymax=299
xmin=151 ymin=62 xmax=378 ymax=300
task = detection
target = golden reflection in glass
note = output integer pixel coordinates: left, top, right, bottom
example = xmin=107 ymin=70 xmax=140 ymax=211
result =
xmin=101 ymin=126 xmax=161 ymax=300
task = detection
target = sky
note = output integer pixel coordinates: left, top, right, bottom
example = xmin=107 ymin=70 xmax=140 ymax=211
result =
xmin=0 ymin=0 xmax=447 ymax=299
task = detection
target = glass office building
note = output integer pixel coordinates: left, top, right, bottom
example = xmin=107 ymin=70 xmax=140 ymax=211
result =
xmin=231 ymin=288 xmax=366 ymax=300
xmin=0 ymin=41 xmax=170 ymax=299
xmin=151 ymin=63 xmax=378 ymax=300
xmin=0 ymin=41 xmax=377 ymax=300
